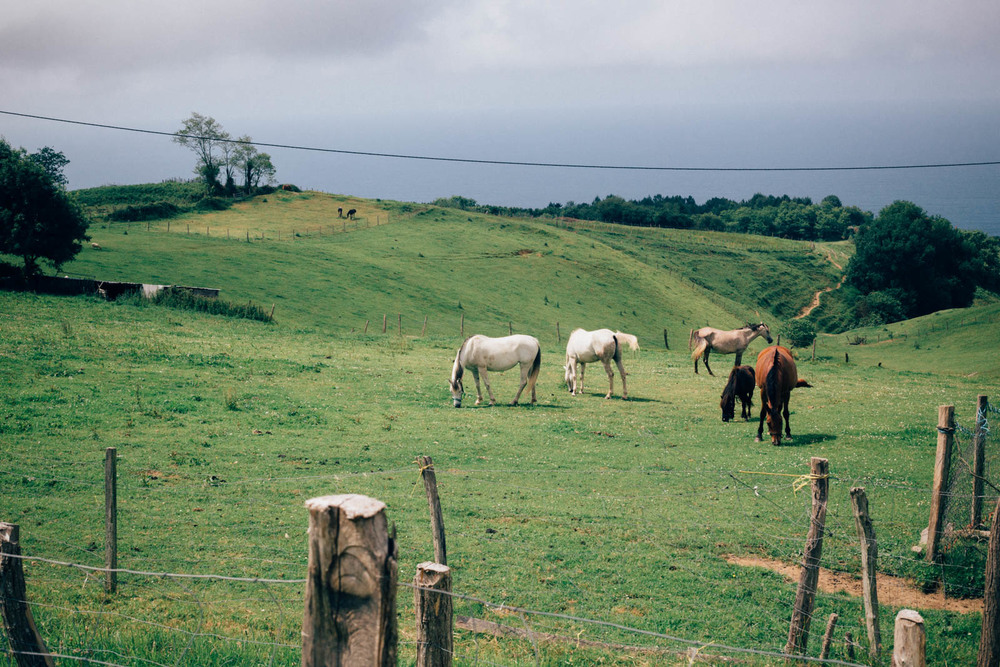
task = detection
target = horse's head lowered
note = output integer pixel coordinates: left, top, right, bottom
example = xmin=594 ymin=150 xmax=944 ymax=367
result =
xmin=749 ymin=322 xmax=773 ymax=344
xmin=448 ymin=377 xmax=464 ymax=407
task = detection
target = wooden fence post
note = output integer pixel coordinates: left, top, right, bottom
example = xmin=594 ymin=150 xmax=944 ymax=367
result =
xmin=926 ymin=405 xmax=955 ymax=562
xmin=303 ymin=494 xmax=398 ymax=667
xmin=972 ymin=395 xmax=989 ymax=528
xmin=556 ymin=322 xmax=561 ymax=343
xmin=892 ymin=610 xmax=926 ymax=667
xmin=460 ymin=314 xmax=464 ymax=338
xmin=417 ymin=456 xmax=447 ymax=565
xmin=785 ymin=456 xmax=829 ymax=656
xmin=414 ymin=562 xmax=452 ymax=667
xmin=820 ymin=613 xmax=838 ymax=661
xmin=851 ymin=487 xmax=881 ymax=657
xmin=663 ymin=328 xmax=669 ymax=350
xmin=398 ymin=314 xmax=402 ymax=336
xmin=978 ymin=496 xmax=1000 ymax=667
xmin=105 ymin=447 xmax=117 ymax=594
xmin=382 ymin=314 xmax=387 ymax=334
xmin=0 ymin=523 xmax=54 ymax=667
xmin=422 ymin=316 xmax=427 ymax=337
xmin=812 ymin=338 xmax=816 ymax=361
xmin=508 ymin=321 xmax=513 ymax=336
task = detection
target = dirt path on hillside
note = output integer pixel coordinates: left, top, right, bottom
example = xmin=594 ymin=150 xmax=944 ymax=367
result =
xmin=724 ymin=555 xmax=981 ymax=614
xmin=794 ymin=250 xmax=846 ymax=320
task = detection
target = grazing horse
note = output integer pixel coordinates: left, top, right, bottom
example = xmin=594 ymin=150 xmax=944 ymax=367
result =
xmin=720 ymin=365 xmax=755 ymax=422
xmin=564 ymin=328 xmax=628 ymax=399
xmin=754 ymin=346 xmax=811 ymax=445
xmin=689 ymin=322 xmax=772 ymax=375
xmin=347 ymin=208 xmax=357 ymax=219
xmin=449 ymin=334 xmax=541 ymax=407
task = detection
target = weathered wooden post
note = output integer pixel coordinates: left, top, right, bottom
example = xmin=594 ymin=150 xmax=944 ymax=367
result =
xmin=926 ymin=405 xmax=955 ymax=562
xmin=398 ymin=313 xmax=403 ymax=336
xmin=972 ymin=395 xmax=989 ymax=528
xmin=978 ymin=496 xmax=1000 ymax=667
xmin=785 ymin=457 xmax=829 ymax=657
xmin=0 ymin=523 xmax=53 ymax=667
xmin=812 ymin=338 xmax=816 ymax=361
xmin=382 ymin=314 xmax=387 ymax=334
xmin=819 ymin=613 xmax=838 ymax=660
xmin=414 ymin=562 xmax=453 ymax=667
xmin=417 ymin=456 xmax=447 ymax=565
xmin=508 ymin=321 xmax=513 ymax=336
xmin=105 ymin=447 xmax=118 ymax=594
xmin=851 ymin=487 xmax=881 ymax=657
xmin=460 ymin=314 xmax=464 ymax=338
xmin=663 ymin=328 xmax=669 ymax=350
xmin=892 ymin=610 xmax=926 ymax=667
xmin=422 ymin=316 xmax=428 ymax=337
xmin=303 ymin=494 xmax=398 ymax=667
xmin=556 ymin=321 xmax=561 ymax=343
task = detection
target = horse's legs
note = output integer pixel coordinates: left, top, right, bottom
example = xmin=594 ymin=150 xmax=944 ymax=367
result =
xmin=471 ymin=368 xmax=484 ymax=405
xmin=734 ymin=350 xmax=743 ymax=367
xmin=600 ymin=358 xmax=615 ymax=399
xmin=703 ymin=350 xmax=714 ymax=377
xmin=479 ymin=366 xmax=496 ymax=405
xmin=615 ymin=357 xmax=628 ymax=399
xmin=755 ymin=393 xmax=767 ymax=442
xmin=783 ymin=393 xmax=792 ymax=440
xmin=511 ymin=363 xmax=529 ymax=406
xmin=577 ymin=362 xmax=585 ymax=395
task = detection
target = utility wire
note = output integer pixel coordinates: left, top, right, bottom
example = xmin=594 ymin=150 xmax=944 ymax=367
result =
xmin=4 ymin=109 xmax=1000 ymax=173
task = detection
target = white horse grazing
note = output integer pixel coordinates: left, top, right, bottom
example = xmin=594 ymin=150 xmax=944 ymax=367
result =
xmin=564 ymin=328 xmax=628 ymax=399
xmin=449 ymin=334 xmax=541 ymax=407
xmin=689 ymin=322 xmax=772 ymax=376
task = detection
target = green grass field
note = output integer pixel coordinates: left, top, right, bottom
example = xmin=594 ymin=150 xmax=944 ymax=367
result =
xmin=2 ymin=188 xmax=999 ymax=665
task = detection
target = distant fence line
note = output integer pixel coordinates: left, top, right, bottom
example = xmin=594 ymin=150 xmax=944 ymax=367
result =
xmin=101 ymin=212 xmax=388 ymax=243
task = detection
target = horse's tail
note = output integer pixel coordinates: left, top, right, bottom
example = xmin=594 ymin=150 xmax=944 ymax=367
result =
xmin=796 ymin=379 xmax=812 ymax=388
xmin=766 ymin=347 xmax=782 ymax=417
xmin=529 ymin=344 xmax=542 ymax=382
xmin=688 ymin=329 xmax=695 ymax=351
xmin=611 ymin=334 xmax=622 ymax=363
xmin=691 ymin=338 xmax=708 ymax=361
xmin=451 ymin=343 xmax=465 ymax=384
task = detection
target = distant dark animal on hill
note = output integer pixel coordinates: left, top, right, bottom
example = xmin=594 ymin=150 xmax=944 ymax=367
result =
xmin=689 ymin=322 xmax=772 ymax=375
xmin=338 ymin=207 xmax=343 ymax=218
xmin=720 ymin=365 xmax=755 ymax=422
xmin=754 ymin=346 xmax=812 ymax=445
xmin=347 ymin=209 xmax=357 ymax=219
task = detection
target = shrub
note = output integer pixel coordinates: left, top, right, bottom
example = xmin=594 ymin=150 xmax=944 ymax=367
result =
xmin=194 ymin=197 xmax=233 ymax=212
xmin=108 ymin=201 xmax=181 ymax=222
xmin=781 ymin=319 xmax=816 ymax=348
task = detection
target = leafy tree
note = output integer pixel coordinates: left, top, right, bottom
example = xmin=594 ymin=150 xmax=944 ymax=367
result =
xmin=846 ymin=201 xmax=995 ymax=318
xmin=231 ymin=137 xmax=277 ymax=193
xmin=0 ymin=139 xmax=89 ymax=276
xmin=27 ymin=147 xmax=70 ymax=188
xmin=782 ymin=319 xmax=816 ymax=348
xmin=173 ymin=113 xmax=230 ymax=194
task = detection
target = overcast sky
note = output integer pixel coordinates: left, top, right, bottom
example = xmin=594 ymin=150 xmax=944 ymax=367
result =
xmin=2 ymin=1 xmax=999 ymax=230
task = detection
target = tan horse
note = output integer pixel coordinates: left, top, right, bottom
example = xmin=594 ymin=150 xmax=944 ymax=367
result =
xmin=564 ymin=328 xmax=628 ymax=399
xmin=689 ymin=322 xmax=772 ymax=375
xmin=754 ymin=346 xmax=811 ymax=445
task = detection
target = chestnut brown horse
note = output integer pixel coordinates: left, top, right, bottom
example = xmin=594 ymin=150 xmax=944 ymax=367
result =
xmin=755 ymin=346 xmax=811 ymax=445
xmin=720 ymin=365 xmax=755 ymax=422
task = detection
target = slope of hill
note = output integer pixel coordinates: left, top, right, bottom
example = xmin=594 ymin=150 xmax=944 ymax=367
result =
xmin=67 ymin=188 xmax=847 ymax=344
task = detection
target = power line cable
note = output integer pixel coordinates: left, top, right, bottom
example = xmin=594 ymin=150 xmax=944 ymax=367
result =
xmin=3 ymin=109 xmax=1000 ymax=173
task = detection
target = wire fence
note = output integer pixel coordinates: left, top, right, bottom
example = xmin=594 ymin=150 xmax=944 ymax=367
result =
xmin=3 ymin=420 xmax=987 ymax=666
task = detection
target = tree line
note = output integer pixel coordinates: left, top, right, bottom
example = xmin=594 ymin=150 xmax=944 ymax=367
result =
xmin=433 ymin=192 xmax=873 ymax=242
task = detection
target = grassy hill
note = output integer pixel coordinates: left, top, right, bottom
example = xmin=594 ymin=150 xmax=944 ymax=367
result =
xmin=68 ymin=187 xmax=848 ymax=344
xmin=0 ymin=184 xmax=998 ymax=665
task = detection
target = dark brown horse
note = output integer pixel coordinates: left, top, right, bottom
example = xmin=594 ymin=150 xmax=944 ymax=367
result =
xmin=755 ymin=346 xmax=811 ymax=445
xmin=720 ymin=365 xmax=755 ymax=422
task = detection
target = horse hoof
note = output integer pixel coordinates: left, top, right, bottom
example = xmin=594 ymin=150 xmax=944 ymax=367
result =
xmin=754 ymin=437 xmax=762 ymax=442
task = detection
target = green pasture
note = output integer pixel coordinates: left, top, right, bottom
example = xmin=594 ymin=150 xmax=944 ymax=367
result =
xmin=1 ymin=189 xmax=999 ymax=665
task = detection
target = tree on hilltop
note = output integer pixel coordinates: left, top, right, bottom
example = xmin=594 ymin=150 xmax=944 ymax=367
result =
xmin=232 ymin=137 xmax=276 ymax=193
xmin=0 ymin=139 xmax=89 ymax=277
xmin=173 ymin=112 xmax=230 ymax=194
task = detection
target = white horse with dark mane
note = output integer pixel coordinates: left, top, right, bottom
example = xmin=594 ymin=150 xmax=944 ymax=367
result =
xmin=564 ymin=328 xmax=628 ymax=399
xmin=449 ymin=334 xmax=541 ymax=407
xmin=689 ymin=322 xmax=772 ymax=375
